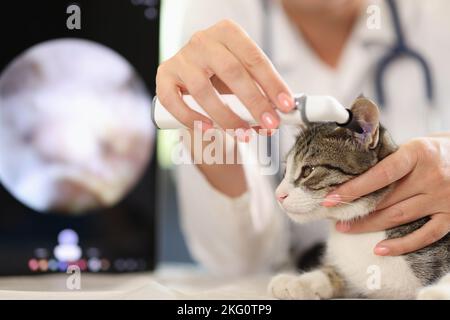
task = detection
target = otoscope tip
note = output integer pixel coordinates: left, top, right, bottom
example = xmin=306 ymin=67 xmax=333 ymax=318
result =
xmin=337 ymin=109 xmax=364 ymax=134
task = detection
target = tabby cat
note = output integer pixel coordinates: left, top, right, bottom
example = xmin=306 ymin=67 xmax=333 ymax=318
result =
xmin=269 ymin=96 xmax=450 ymax=299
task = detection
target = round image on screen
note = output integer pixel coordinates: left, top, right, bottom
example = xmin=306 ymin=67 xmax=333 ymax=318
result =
xmin=0 ymin=39 xmax=155 ymax=214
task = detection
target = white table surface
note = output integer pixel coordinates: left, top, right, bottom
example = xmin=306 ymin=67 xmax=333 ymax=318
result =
xmin=0 ymin=264 xmax=274 ymax=300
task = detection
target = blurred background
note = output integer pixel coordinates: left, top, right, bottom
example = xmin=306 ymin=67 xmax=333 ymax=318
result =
xmin=0 ymin=0 xmax=194 ymax=276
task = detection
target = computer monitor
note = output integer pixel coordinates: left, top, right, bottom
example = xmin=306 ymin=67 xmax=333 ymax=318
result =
xmin=0 ymin=0 xmax=160 ymax=275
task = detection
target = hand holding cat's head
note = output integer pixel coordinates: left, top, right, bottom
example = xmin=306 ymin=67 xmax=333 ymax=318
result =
xmin=276 ymin=96 xmax=397 ymax=223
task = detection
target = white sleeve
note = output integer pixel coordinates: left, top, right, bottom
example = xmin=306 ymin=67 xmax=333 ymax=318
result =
xmin=162 ymin=0 xmax=291 ymax=275
xmin=176 ymin=138 xmax=290 ymax=276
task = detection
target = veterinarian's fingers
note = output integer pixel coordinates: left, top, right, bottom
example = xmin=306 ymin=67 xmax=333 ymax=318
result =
xmin=322 ymin=146 xmax=418 ymax=207
xmin=210 ymin=75 xmax=232 ymax=94
xmin=175 ymin=56 xmax=250 ymax=131
xmin=373 ymin=213 xmax=450 ymax=256
xmin=375 ymin=172 xmax=427 ymax=211
xmin=186 ymin=38 xmax=280 ymax=130
xmin=336 ymin=194 xmax=435 ymax=233
xmin=155 ymin=70 xmax=213 ymax=130
xmin=209 ymin=20 xmax=294 ymax=112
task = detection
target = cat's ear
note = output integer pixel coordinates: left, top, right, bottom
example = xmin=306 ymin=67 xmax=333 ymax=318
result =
xmin=350 ymin=96 xmax=380 ymax=149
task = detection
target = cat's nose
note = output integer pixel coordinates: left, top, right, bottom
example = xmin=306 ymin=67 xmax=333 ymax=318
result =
xmin=276 ymin=193 xmax=288 ymax=203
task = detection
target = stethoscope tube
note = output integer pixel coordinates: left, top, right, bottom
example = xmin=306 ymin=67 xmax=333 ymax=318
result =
xmin=261 ymin=0 xmax=434 ymax=108
xmin=375 ymin=0 xmax=434 ymax=107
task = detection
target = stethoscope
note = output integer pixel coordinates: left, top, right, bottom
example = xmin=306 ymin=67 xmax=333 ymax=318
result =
xmin=260 ymin=0 xmax=438 ymax=183
xmin=261 ymin=0 xmax=434 ymax=108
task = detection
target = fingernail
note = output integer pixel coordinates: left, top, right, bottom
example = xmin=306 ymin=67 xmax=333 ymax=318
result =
xmin=374 ymin=245 xmax=390 ymax=256
xmin=277 ymin=92 xmax=294 ymax=112
xmin=235 ymin=128 xmax=251 ymax=143
xmin=195 ymin=121 xmax=213 ymax=132
xmin=336 ymin=222 xmax=351 ymax=232
xmin=261 ymin=112 xmax=279 ymax=129
xmin=321 ymin=193 xmax=341 ymax=207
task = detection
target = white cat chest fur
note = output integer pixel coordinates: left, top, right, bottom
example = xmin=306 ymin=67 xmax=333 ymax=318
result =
xmin=326 ymin=224 xmax=422 ymax=299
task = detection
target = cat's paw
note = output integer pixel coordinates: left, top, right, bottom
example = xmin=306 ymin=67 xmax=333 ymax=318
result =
xmin=417 ymin=274 xmax=450 ymax=300
xmin=417 ymin=286 xmax=450 ymax=300
xmin=417 ymin=284 xmax=450 ymax=300
xmin=268 ymin=271 xmax=333 ymax=300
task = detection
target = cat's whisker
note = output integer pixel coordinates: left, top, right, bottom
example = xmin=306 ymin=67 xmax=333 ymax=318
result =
xmin=330 ymin=201 xmax=360 ymax=207
xmin=291 ymin=198 xmax=361 ymax=209
xmin=306 ymin=195 xmax=366 ymax=202
xmin=305 ymin=196 xmax=358 ymax=204
xmin=333 ymin=195 xmax=365 ymax=199
xmin=294 ymin=201 xmax=322 ymax=207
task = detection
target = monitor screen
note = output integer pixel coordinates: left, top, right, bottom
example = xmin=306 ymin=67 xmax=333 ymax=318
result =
xmin=0 ymin=0 xmax=160 ymax=275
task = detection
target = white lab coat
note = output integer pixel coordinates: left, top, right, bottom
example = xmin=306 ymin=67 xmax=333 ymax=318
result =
xmin=161 ymin=0 xmax=450 ymax=275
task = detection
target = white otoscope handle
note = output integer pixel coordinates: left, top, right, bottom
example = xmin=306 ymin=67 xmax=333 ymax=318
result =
xmin=152 ymin=94 xmax=349 ymax=129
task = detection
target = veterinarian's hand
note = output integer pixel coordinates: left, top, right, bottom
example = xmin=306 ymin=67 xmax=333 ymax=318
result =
xmin=156 ymin=19 xmax=294 ymax=135
xmin=322 ymin=136 xmax=450 ymax=256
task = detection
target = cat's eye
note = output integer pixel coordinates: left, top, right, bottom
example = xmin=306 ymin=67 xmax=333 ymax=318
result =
xmin=301 ymin=166 xmax=315 ymax=179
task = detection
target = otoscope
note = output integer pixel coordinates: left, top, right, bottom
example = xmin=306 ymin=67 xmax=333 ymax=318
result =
xmin=151 ymin=94 xmax=363 ymax=133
